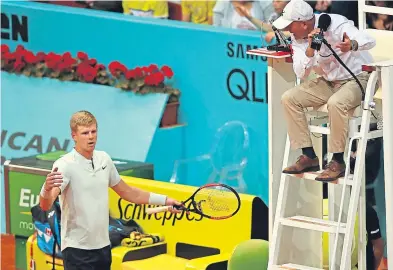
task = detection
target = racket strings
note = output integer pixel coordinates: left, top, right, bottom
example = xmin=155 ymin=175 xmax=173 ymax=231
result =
xmin=194 ymin=186 xmax=239 ymax=217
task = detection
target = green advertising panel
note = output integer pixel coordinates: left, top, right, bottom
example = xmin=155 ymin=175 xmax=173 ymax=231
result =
xmin=9 ymin=171 xmax=45 ymax=237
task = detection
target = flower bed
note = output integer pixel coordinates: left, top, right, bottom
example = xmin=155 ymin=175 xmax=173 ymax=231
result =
xmin=0 ymin=44 xmax=180 ymax=104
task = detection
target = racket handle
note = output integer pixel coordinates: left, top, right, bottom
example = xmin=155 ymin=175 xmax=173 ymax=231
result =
xmin=146 ymin=206 xmax=172 ymax=215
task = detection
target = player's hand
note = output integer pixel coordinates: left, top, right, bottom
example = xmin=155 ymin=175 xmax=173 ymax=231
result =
xmin=44 ymin=167 xmax=63 ymax=192
xmin=336 ymin=32 xmax=351 ymax=52
xmin=166 ymin=198 xmax=183 ymax=214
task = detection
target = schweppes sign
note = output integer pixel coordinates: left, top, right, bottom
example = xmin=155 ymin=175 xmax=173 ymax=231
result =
xmin=115 ymin=198 xmax=203 ymax=226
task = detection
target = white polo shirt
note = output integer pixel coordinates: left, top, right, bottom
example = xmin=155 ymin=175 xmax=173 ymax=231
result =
xmin=51 ymin=148 xmax=121 ymax=251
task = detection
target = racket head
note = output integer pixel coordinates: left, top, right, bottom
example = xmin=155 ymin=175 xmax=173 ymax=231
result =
xmin=187 ymin=183 xmax=241 ymax=220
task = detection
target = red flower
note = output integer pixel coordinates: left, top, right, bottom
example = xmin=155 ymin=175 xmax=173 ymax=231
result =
xmin=46 ymin=60 xmax=58 ymax=69
xmin=125 ymin=69 xmax=137 ymax=80
xmin=13 ymin=60 xmax=25 ymax=72
xmin=155 ymin=72 xmax=165 ymax=85
xmin=24 ymin=51 xmax=38 ymax=64
xmin=148 ymin=64 xmax=158 ymax=73
xmin=63 ymin=52 xmax=72 ymax=59
xmin=144 ymin=74 xmax=154 ymax=85
xmin=2 ymin=52 xmax=16 ymax=61
xmin=76 ymin=62 xmax=89 ymax=75
xmin=108 ymin=61 xmax=127 ymax=76
xmin=45 ymin=53 xmax=62 ymax=62
xmin=15 ymin=45 xmax=25 ymax=52
xmin=36 ymin=52 xmax=46 ymax=62
xmin=58 ymin=61 xmax=74 ymax=72
xmin=161 ymin=65 xmax=174 ymax=78
xmin=95 ymin=64 xmax=105 ymax=71
xmin=63 ymin=57 xmax=77 ymax=67
xmin=1 ymin=44 xmax=9 ymax=55
xmin=83 ymin=65 xmax=97 ymax=82
xmin=88 ymin=58 xmax=97 ymax=66
xmin=133 ymin=67 xmax=144 ymax=78
xmin=76 ymin=62 xmax=97 ymax=82
xmin=144 ymin=71 xmax=165 ymax=86
xmin=142 ymin=66 xmax=150 ymax=76
xmin=77 ymin=52 xmax=88 ymax=61
xmin=45 ymin=53 xmax=63 ymax=70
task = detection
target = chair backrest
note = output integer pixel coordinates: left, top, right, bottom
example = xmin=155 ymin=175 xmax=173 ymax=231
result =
xmin=108 ymin=176 xmax=268 ymax=257
xmin=210 ymin=121 xmax=250 ymax=171
xmin=365 ymin=29 xmax=393 ymax=61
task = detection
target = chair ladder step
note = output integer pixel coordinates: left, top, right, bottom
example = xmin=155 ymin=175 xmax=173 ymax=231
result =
xmin=280 ymin=216 xmax=347 ymax=233
xmin=309 ymin=126 xmax=383 ymax=139
xmin=285 ymin=171 xmax=353 ymax=186
xmin=271 ymin=263 xmax=324 ymax=270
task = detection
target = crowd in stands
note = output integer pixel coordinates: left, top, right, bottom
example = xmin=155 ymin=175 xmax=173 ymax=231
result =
xmin=38 ymin=0 xmax=393 ymax=40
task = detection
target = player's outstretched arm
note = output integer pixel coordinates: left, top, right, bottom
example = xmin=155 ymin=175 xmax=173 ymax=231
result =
xmin=111 ymin=179 xmax=182 ymax=213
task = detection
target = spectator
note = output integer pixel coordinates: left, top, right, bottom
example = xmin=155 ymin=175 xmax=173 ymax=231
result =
xmin=213 ymin=0 xmax=274 ymax=31
xmin=226 ymin=0 xmax=290 ymax=42
xmin=265 ymin=0 xmax=290 ymax=42
xmin=181 ymin=0 xmax=215 ymax=25
xmin=307 ymin=0 xmax=331 ymax=14
xmin=122 ymin=0 xmax=168 ymax=19
xmin=269 ymin=0 xmax=289 ymax=22
xmin=366 ymin=1 xmax=393 ymax=31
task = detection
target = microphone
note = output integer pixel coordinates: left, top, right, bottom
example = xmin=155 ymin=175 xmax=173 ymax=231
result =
xmin=91 ymin=158 xmax=94 ymax=170
xmin=311 ymin=14 xmax=331 ymax=51
xmin=318 ymin=13 xmax=331 ymax=32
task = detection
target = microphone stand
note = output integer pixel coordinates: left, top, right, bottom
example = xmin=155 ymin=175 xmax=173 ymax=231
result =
xmin=266 ymin=21 xmax=292 ymax=53
xmin=267 ymin=28 xmax=291 ymax=53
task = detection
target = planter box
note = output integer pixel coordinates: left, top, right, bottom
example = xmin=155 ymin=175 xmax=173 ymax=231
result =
xmin=160 ymin=102 xmax=179 ymax=127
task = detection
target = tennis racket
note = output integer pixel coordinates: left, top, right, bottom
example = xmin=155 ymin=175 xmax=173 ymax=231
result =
xmin=146 ymin=183 xmax=241 ymax=220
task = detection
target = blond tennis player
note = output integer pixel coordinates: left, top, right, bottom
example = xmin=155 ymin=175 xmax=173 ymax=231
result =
xmin=39 ymin=110 xmax=181 ymax=270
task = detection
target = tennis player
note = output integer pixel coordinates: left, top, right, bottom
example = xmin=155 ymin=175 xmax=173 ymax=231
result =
xmin=39 ymin=110 xmax=182 ymax=270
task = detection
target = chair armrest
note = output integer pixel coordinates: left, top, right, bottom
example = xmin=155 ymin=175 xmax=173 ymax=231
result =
xmin=112 ymin=242 xmax=167 ymax=269
xmin=185 ymin=253 xmax=230 ymax=270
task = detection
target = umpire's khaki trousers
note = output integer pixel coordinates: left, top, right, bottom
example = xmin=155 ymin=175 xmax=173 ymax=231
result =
xmin=281 ymin=72 xmax=370 ymax=153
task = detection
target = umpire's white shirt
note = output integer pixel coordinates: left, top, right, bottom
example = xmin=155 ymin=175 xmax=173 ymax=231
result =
xmin=54 ymin=149 xmax=121 ymax=251
xmin=291 ymin=13 xmax=376 ymax=81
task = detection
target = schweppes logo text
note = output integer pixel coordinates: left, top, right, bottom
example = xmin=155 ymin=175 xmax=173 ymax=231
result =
xmin=117 ymin=198 xmax=203 ymax=226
